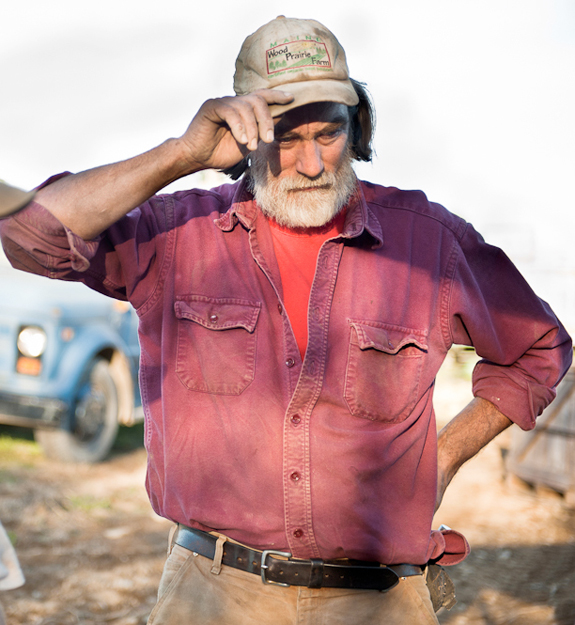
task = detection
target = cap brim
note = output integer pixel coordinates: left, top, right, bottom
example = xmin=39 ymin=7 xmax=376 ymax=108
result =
xmin=0 ymin=183 xmax=36 ymax=218
xmin=268 ymin=78 xmax=359 ymax=118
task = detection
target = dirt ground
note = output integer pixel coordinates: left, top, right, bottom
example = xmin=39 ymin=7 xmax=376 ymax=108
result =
xmin=1 ymin=357 xmax=575 ymax=625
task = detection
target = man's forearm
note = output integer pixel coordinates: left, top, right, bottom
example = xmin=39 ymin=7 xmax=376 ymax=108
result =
xmin=436 ymin=397 xmax=512 ymax=511
xmin=31 ymin=90 xmax=294 ymax=241
xmin=34 ymin=137 xmax=197 ymax=240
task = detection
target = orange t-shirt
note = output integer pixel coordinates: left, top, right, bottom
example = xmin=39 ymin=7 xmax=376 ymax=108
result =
xmin=268 ymin=211 xmax=346 ymax=359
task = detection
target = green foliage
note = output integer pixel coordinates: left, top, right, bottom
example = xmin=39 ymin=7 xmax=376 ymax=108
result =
xmin=66 ymin=495 xmax=112 ymax=511
xmin=0 ymin=431 xmax=41 ymax=465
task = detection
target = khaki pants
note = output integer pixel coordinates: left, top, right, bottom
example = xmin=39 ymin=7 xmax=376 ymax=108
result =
xmin=148 ymin=536 xmax=440 ymax=625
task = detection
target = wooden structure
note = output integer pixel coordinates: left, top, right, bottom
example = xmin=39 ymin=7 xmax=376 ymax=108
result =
xmin=506 ymin=368 xmax=575 ymax=501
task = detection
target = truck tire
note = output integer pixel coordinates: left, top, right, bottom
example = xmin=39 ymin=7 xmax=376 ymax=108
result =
xmin=35 ymin=358 xmax=120 ymax=463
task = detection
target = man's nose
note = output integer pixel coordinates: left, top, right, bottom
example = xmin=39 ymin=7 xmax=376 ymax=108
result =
xmin=295 ymin=140 xmax=324 ymax=179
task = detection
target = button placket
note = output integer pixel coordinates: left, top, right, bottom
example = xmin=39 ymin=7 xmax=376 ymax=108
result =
xmin=283 ymin=241 xmax=344 ymax=558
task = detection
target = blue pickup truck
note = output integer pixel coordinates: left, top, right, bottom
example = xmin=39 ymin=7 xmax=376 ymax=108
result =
xmin=0 ymin=249 xmax=142 ymax=462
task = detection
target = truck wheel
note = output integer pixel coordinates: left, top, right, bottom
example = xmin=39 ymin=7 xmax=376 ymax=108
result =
xmin=35 ymin=358 xmax=120 ymax=463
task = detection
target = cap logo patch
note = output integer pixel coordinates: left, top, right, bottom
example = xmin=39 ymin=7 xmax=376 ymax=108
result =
xmin=266 ymin=39 xmax=332 ymax=76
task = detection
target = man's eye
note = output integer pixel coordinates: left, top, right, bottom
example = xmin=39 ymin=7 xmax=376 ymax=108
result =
xmin=318 ymin=129 xmax=343 ymax=143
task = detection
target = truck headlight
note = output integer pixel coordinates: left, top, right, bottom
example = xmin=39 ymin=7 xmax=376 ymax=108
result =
xmin=17 ymin=326 xmax=47 ymax=358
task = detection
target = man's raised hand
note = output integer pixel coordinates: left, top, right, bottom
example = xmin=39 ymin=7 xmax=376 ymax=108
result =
xmin=178 ymin=89 xmax=294 ymax=172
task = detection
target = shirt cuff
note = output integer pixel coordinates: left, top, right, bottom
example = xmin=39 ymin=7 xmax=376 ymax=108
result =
xmin=426 ymin=528 xmax=470 ymax=566
xmin=4 ymin=200 xmax=99 ymax=275
xmin=472 ymin=361 xmax=555 ymax=431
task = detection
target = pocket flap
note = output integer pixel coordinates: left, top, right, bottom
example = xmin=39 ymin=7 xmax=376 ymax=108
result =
xmin=175 ymin=296 xmax=261 ymax=332
xmin=350 ymin=321 xmax=428 ymax=354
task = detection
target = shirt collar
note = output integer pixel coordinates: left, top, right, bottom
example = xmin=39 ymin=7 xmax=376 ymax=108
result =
xmin=341 ymin=181 xmax=383 ymax=249
xmin=213 ymin=178 xmax=256 ymax=232
xmin=214 ymin=176 xmax=383 ymax=249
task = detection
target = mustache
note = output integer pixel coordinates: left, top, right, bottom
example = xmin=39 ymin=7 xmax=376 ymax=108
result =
xmin=278 ymin=173 xmax=336 ymax=192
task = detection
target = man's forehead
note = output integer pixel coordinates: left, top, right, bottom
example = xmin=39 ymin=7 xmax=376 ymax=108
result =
xmin=273 ymin=101 xmax=350 ymax=133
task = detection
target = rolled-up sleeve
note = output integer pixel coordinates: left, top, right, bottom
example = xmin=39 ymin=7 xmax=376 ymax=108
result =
xmin=0 ymin=201 xmax=98 ymax=275
xmin=0 ymin=176 xmax=171 ymax=310
xmin=449 ymin=223 xmax=572 ymax=430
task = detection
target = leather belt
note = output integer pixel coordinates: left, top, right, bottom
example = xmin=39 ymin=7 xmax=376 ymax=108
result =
xmin=174 ymin=525 xmax=423 ymax=591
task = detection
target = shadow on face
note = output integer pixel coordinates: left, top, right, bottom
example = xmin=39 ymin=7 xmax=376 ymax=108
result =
xmin=273 ymin=101 xmax=350 ymax=135
xmin=257 ymin=102 xmax=351 ymax=178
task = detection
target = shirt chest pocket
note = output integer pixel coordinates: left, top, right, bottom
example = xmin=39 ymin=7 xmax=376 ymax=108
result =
xmin=344 ymin=321 xmax=428 ymax=423
xmin=174 ymin=296 xmax=261 ymax=395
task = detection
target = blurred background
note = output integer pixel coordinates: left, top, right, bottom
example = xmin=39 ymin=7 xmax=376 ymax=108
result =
xmin=1 ymin=0 xmax=574 ymax=330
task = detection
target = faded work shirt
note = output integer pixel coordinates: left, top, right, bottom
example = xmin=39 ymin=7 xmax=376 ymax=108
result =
xmin=1 ymin=177 xmax=571 ymax=566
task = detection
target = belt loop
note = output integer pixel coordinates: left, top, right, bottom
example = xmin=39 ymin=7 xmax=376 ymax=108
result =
xmin=211 ymin=535 xmax=227 ymax=575
xmin=167 ymin=524 xmax=179 ymax=556
xmin=308 ymin=559 xmax=324 ymax=589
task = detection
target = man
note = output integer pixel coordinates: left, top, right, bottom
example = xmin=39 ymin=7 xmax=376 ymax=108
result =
xmin=0 ymin=181 xmax=32 ymax=625
xmin=0 ymin=16 xmax=571 ymax=625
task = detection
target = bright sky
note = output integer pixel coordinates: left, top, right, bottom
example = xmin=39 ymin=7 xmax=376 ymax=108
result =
xmin=1 ymin=0 xmax=574 ymax=326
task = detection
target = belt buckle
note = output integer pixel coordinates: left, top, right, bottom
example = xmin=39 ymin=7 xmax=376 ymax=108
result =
xmin=261 ymin=550 xmax=292 ymax=587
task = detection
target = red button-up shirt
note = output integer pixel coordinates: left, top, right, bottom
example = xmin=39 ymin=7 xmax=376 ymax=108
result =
xmin=1 ymin=177 xmax=571 ymax=565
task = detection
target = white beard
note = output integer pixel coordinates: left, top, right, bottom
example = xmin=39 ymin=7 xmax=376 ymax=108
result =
xmin=248 ymin=148 xmax=357 ymax=229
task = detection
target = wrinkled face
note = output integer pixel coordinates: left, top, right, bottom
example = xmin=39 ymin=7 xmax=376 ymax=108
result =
xmin=249 ymin=102 xmax=357 ymax=229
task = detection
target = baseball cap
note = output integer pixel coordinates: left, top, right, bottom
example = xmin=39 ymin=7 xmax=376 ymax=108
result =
xmin=0 ymin=181 xmax=36 ymax=218
xmin=234 ymin=16 xmax=359 ymax=117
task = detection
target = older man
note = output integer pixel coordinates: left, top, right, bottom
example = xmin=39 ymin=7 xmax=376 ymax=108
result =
xmin=0 ymin=181 xmax=31 ymax=625
xmin=1 ymin=16 xmax=571 ymax=625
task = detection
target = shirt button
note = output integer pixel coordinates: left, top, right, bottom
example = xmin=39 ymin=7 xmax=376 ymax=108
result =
xmin=293 ymin=529 xmax=304 ymax=539
xmin=285 ymin=358 xmax=295 ymax=368
xmin=278 ymin=303 xmax=283 ymax=314
xmin=290 ymin=472 xmax=301 ymax=482
xmin=290 ymin=415 xmax=301 ymax=425
xmin=209 ymin=314 xmax=218 ymax=323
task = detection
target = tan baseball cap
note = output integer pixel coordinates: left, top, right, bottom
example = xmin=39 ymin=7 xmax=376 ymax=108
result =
xmin=0 ymin=181 xmax=36 ymax=218
xmin=234 ymin=16 xmax=359 ymax=117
